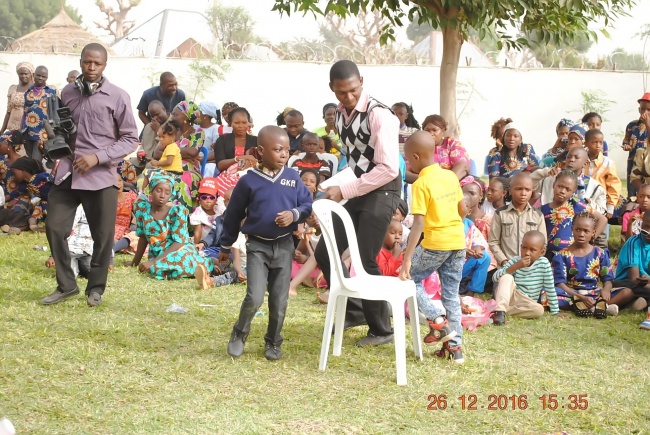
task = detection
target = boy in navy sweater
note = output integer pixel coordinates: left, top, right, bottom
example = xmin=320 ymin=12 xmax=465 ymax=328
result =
xmin=219 ymin=125 xmax=313 ymax=361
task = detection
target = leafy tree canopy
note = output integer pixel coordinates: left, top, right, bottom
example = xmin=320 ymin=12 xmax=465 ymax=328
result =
xmin=0 ymin=0 xmax=82 ymax=40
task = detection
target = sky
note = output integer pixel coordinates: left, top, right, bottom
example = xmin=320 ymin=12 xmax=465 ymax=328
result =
xmin=67 ymin=0 xmax=650 ymax=59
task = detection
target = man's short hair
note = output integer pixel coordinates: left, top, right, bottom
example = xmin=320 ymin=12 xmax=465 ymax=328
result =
xmin=160 ymin=72 xmax=175 ymax=83
xmin=330 ymin=60 xmax=360 ymax=82
xmin=81 ymin=43 xmax=108 ymax=59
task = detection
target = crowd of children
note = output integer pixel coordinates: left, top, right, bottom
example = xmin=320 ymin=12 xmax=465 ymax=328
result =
xmin=4 ymin=60 xmax=650 ymax=364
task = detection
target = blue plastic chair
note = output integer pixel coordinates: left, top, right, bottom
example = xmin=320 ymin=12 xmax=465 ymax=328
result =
xmin=200 ymin=146 xmax=209 ymax=175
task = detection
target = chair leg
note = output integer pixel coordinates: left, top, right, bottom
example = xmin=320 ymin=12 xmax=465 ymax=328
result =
xmin=319 ymin=292 xmax=338 ymax=371
xmin=332 ymin=295 xmax=347 ymax=356
xmin=407 ymin=295 xmax=423 ymax=360
xmin=391 ymin=301 xmax=408 ymax=386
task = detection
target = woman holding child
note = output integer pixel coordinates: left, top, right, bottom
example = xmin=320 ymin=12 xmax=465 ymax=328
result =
xmin=487 ymin=122 xmax=539 ymax=178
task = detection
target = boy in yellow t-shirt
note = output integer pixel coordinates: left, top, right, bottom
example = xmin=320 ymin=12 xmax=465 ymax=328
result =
xmin=400 ymin=131 xmax=467 ymax=364
xmin=150 ymin=119 xmax=183 ymax=173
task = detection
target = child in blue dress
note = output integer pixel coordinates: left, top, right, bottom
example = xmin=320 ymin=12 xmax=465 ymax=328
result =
xmin=130 ymin=172 xmax=213 ymax=279
xmin=552 ymin=212 xmax=634 ymax=318
xmin=542 ymin=169 xmax=607 ymax=261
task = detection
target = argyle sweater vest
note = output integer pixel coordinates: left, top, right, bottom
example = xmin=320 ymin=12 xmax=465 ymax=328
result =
xmin=337 ymin=96 xmax=382 ymax=171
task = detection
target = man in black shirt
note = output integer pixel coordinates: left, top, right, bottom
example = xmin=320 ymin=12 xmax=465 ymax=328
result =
xmin=137 ymin=72 xmax=185 ymax=131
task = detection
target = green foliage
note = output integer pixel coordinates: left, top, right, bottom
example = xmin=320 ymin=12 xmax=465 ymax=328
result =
xmin=273 ymin=0 xmax=637 ymax=50
xmin=606 ymin=47 xmax=649 ymax=71
xmin=0 ymin=0 xmax=82 ymax=39
xmin=569 ymin=89 xmax=615 ymax=120
xmin=206 ymin=3 xmax=261 ymax=48
xmin=187 ymin=53 xmax=230 ymax=101
xmin=526 ymin=33 xmax=593 ymax=68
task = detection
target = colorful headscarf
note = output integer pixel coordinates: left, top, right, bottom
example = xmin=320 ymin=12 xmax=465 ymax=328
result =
xmin=149 ymin=171 xmax=176 ymax=193
xmin=0 ymin=130 xmax=18 ymax=147
xmin=175 ymin=101 xmax=201 ymax=124
xmin=568 ymin=123 xmax=587 ymax=143
xmin=16 ymin=62 xmax=34 ymax=75
xmin=460 ymin=175 xmax=486 ymax=195
xmin=556 ymin=118 xmax=575 ymax=134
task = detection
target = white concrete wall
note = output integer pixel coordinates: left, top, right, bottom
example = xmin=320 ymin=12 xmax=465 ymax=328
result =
xmin=1 ymin=53 xmax=646 ymax=177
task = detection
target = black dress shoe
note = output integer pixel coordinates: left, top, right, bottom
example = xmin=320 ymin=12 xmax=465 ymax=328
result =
xmin=227 ymin=330 xmax=248 ymax=358
xmin=264 ymin=342 xmax=282 ymax=361
xmin=492 ymin=311 xmax=506 ymax=326
xmin=42 ymin=287 xmax=80 ymax=305
xmin=87 ymin=292 xmax=102 ymax=307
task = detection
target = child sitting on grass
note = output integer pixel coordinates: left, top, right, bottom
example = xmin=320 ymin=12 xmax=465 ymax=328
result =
xmin=128 ymin=173 xmax=213 ymax=280
xmin=377 ymin=219 xmax=403 ymax=277
xmin=491 ymin=231 xmax=558 ymax=325
xmin=483 ymin=176 xmax=509 ymax=216
xmin=291 ymin=132 xmax=331 ymax=181
xmin=613 ymin=212 xmax=650 ymax=327
xmin=584 ymin=129 xmax=622 ymax=220
xmin=190 ymin=177 xmax=222 ymax=254
xmin=289 ymin=210 xmax=325 ymax=297
xmin=542 ymin=169 xmax=607 ymax=261
xmin=400 ymin=131 xmax=467 ymax=364
xmin=195 ymin=231 xmax=247 ymax=289
xmin=1 ymin=157 xmax=51 ymax=234
xmin=219 ymin=126 xmax=312 ymax=361
xmin=489 ymin=171 xmax=546 ymax=267
xmin=111 ymin=172 xmax=138 ymax=268
xmin=622 ymin=184 xmax=650 ymax=241
xmin=552 ymin=212 xmax=634 ymax=318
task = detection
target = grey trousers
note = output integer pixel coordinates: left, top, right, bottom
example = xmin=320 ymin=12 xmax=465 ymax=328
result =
xmin=233 ymin=237 xmax=293 ymax=346
xmin=46 ymin=177 xmax=117 ymax=296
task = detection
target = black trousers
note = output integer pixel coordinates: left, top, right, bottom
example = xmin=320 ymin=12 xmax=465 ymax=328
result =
xmin=45 ymin=177 xmax=117 ymax=296
xmin=614 ymin=279 xmax=650 ymax=303
xmin=314 ymin=189 xmax=399 ymax=337
xmin=25 ymin=139 xmax=43 ymax=161
xmin=0 ymin=208 xmax=30 ymax=228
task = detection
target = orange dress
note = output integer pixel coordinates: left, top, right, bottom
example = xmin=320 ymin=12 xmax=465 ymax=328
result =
xmin=114 ymin=190 xmax=137 ymax=241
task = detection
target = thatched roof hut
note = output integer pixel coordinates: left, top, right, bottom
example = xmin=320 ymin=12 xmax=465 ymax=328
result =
xmin=5 ymin=9 xmax=112 ymax=55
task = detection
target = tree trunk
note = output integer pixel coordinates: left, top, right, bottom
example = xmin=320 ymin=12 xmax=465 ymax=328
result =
xmin=440 ymin=27 xmax=463 ymax=139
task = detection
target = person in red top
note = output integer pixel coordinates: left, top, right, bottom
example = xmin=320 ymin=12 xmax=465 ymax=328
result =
xmin=376 ymin=219 xmax=404 ymax=277
xmin=290 ymin=132 xmax=331 ymax=181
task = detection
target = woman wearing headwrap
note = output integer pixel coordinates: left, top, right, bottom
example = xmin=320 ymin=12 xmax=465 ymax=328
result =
xmin=541 ymin=118 xmax=575 ymax=165
xmin=487 ymin=122 xmax=539 ymax=178
xmin=153 ymin=101 xmax=205 ymax=209
xmin=420 ymin=114 xmax=470 ymax=180
xmin=1 ymin=62 xmax=34 ymax=134
xmin=130 ymin=172 xmax=214 ymax=279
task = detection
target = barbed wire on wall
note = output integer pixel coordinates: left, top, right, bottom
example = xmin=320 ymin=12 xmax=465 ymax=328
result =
xmin=1 ymin=36 xmax=649 ymax=72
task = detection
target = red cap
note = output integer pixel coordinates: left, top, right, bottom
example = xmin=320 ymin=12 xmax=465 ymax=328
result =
xmin=198 ymin=177 xmax=218 ymax=196
xmin=638 ymin=92 xmax=650 ymax=104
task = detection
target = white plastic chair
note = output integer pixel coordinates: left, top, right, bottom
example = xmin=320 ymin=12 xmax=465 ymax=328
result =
xmin=312 ymin=200 xmax=423 ymax=386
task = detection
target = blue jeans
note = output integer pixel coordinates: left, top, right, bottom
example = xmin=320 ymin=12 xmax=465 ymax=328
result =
xmin=462 ymin=252 xmax=491 ymax=294
xmin=410 ymin=247 xmax=465 ymax=347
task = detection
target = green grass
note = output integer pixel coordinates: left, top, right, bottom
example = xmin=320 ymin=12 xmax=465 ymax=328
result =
xmin=2 ymin=232 xmax=650 ymax=434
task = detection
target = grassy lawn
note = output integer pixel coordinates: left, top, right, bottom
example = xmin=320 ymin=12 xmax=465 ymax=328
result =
xmin=1 ymin=231 xmax=649 ymax=434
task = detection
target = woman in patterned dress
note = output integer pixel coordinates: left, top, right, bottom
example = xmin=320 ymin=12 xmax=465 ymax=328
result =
xmin=130 ymin=172 xmax=213 ymax=280
xmin=487 ymin=122 xmax=539 ymax=179
xmin=421 ymin=114 xmax=470 ymax=180
xmin=171 ymin=101 xmax=205 ymax=209
xmin=1 ymin=62 xmax=33 ymax=134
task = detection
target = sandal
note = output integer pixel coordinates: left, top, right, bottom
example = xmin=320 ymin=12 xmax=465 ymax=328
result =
xmin=593 ymin=297 xmax=608 ymax=319
xmin=571 ymin=296 xmax=593 ymax=318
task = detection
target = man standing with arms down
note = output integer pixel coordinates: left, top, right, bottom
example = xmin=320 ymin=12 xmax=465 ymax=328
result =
xmin=315 ymin=60 xmax=400 ymax=346
xmin=42 ymin=43 xmax=138 ymax=307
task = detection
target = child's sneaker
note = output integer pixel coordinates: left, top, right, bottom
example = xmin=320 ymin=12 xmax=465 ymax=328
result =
xmin=424 ymin=317 xmax=456 ymax=345
xmin=639 ymin=311 xmax=650 ymax=330
xmin=606 ymin=304 xmax=619 ymax=317
xmin=434 ymin=342 xmax=464 ymax=364
xmin=213 ymin=271 xmax=237 ymax=287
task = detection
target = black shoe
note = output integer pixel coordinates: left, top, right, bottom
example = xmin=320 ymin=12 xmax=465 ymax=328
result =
xmin=227 ymin=329 xmax=248 ymax=358
xmin=87 ymin=292 xmax=102 ymax=307
xmin=264 ymin=342 xmax=282 ymax=360
xmin=355 ymin=333 xmax=394 ymax=347
xmin=492 ymin=311 xmax=505 ymax=326
xmin=42 ymin=287 xmax=80 ymax=305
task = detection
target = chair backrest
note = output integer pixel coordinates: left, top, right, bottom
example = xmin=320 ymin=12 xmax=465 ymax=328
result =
xmin=286 ymin=153 xmax=338 ymax=176
xmin=200 ymin=146 xmax=209 ymax=175
xmin=312 ymin=200 xmax=369 ymax=291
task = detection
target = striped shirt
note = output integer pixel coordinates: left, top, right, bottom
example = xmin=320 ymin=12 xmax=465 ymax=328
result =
xmin=493 ymin=256 xmax=559 ymax=314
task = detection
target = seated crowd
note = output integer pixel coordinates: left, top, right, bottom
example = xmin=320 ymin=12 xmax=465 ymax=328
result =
xmin=3 ymin=58 xmax=650 ymax=365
